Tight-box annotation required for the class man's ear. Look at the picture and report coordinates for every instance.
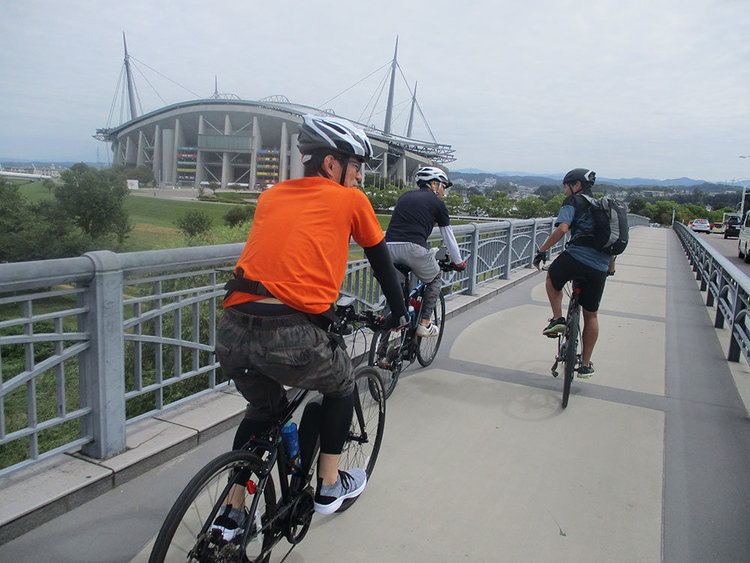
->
[321,154,337,180]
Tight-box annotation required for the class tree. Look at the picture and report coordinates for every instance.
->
[361,184,405,212]
[0,178,91,262]
[514,196,546,219]
[467,194,489,217]
[56,163,132,243]
[443,192,466,215]
[176,210,213,243]
[628,197,648,216]
[111,165,154,187]
[487,191,514,218]
[43,178,55,194]
[535,184,561,201]
[544,194,566,217]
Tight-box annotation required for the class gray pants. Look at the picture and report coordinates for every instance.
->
[386,242,442,322]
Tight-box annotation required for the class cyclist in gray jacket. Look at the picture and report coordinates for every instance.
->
[385,166,466,337]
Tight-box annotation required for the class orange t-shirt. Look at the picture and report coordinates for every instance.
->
[223,176,384,314]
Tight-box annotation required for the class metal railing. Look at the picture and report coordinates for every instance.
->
[1,214,649,476]
[673,222,750,364]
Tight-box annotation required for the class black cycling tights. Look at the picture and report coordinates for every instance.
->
[319,393,354,455]
[232,392,354,456]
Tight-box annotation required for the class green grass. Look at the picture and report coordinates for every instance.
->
[10,179,53,203]
[15,182,394,252]
[125,196,234,229]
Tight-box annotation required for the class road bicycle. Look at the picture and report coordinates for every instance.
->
[549,280,582,409]
[368,249,461,399]
[149,300,385,562]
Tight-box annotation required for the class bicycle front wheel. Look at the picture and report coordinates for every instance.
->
[337,365,386,512]
[416,293,446,367]
[562,302,580,409]
[149,450,276,563]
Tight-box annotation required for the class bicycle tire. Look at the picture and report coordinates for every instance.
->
[149,450,276,563]
[562,300,580,409]
[416,293,446,366]
[368,329,401,399]
[337,365,386,512]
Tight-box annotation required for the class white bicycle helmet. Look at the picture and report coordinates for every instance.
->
[297,114,373,162]
[415,166,452,189]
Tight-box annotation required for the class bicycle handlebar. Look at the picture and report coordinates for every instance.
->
[330,303,382,335]
[438,258,465,272]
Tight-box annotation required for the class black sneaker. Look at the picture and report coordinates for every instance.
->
[577,362,595,378]
[210,506,248,541]
[542,317,566,337]
[313,469,367,515]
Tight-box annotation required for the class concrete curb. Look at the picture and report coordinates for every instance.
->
[0,267,542,544]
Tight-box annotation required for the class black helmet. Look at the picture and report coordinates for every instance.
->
[563,168,596,189]
[297,114,373,162]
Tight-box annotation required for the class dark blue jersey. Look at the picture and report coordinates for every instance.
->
[385,189,451,249]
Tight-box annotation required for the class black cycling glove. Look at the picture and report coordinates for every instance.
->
[533,249,549,268]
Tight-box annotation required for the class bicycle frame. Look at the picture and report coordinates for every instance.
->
[550,280,582,409]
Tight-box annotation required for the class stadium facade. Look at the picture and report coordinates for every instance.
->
[96,39,455,190]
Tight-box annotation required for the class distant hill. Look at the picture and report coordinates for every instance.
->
[1,159,108,170]
[450,169,737,191]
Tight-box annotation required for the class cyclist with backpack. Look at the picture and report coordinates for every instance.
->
[384,166,466,338]
[213,114,409,536]
[532,168,617,378]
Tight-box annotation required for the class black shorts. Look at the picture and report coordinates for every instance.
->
[547,251,608,312]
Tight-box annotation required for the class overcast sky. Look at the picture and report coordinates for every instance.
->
[1,0,749,182]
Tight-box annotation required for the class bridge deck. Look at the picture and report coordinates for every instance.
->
[2,226,750,562]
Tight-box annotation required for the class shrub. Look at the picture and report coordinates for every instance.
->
[224,205,251,227]
[175,210,213,240]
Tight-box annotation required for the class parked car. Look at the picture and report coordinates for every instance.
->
[724,216,741,238]
[690,218,711,233]
[739,211,750,263]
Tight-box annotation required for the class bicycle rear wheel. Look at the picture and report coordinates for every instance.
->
[562,301,580,409]
[337,365,386,512]
[369,329,402,399]
[149,450,276,563]
[416,292,446,366]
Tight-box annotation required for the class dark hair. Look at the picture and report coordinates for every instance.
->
[302,149,350,180]
[302,150,329,177]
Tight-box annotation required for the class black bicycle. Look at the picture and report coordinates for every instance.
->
[550,280,582,409]
[368,252,460,399]
[149,301,385,563]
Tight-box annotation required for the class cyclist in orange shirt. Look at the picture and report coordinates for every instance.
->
[213,115,408,536]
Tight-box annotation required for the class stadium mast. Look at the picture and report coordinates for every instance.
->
[406,81,417,138]
[383,37,398,135]
[123,33,138,121]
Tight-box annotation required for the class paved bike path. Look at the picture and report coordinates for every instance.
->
[3,227,750,562]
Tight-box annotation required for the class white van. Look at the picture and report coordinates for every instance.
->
[737,211,750,262]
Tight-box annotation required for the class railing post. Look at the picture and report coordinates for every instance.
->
[467,223,479,295]
[727,288,746,362]
[79,250,126,459]
[504,221,514,280]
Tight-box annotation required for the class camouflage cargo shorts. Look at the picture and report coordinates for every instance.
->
[215,307,353,419]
